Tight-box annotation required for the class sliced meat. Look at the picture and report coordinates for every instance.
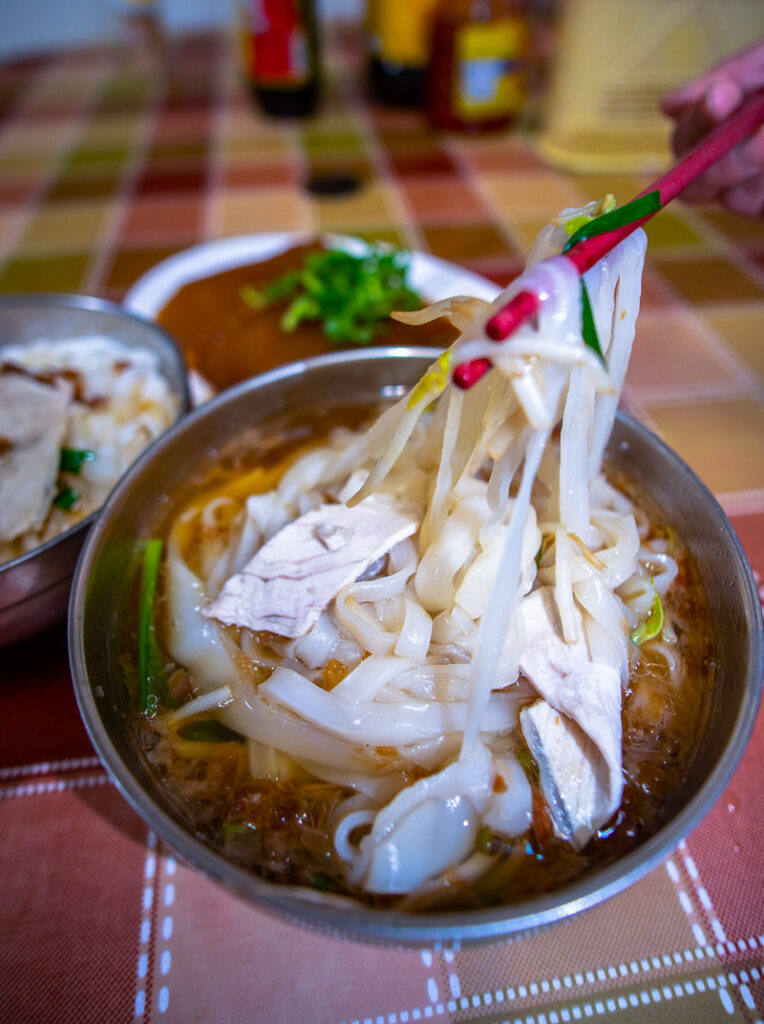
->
[521,700,609,849]
[0,373,70,543]
[204,500,417,638]
[518,586,622,848]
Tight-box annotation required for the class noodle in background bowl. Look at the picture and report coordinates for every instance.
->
[69,349,763,945]
[0,294,190,649]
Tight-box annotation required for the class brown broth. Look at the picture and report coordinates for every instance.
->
[130,407,716,910]
[157,244,457,392]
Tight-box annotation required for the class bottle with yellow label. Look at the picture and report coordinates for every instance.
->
[367,0,440,107]
[426,0,529,132]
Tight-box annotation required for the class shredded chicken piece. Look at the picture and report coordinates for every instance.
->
[0,373,70,543]
[204,500,417,638]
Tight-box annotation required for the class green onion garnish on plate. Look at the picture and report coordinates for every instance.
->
[240,247,421,346]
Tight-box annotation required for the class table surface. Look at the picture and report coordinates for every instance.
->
[2,24,764,1024]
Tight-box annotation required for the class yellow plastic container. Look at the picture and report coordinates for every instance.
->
[536,0,764,173]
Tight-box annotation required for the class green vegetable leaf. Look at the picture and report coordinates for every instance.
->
[59,448,96,474]
[138,538,164,717]
[562,191,661,254]
[178,720,244,744]
[239,284,266,310]
[52,486,79,510]
[630,585,664,645]
[312,871,334,891]
[244,246,420,347]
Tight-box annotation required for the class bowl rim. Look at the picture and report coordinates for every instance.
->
[68,347,764,945]
[0,291,191,582]
[122,230,501,321]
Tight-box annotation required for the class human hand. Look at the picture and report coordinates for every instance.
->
[661,41,764,217]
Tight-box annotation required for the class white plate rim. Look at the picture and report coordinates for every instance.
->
[123,232,501,319]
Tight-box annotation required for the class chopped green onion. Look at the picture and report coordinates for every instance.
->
[312,871,334,891]
[517,747,540,786]
[630,585,664,645]
[59,448,96,474]
[243,246,420,346]
[562,191,661,254]
[138,538,164,718]
[239,284,266,310]
[476,824,495,855]
[52,486,79,510]
[580,280,604,361]
[178,720,244,744]
[221,822,254,838]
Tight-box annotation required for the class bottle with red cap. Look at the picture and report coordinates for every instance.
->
[240,0,321,118]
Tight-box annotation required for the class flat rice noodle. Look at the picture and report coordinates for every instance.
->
[165,538,244,693]
[259,667,518,745]
[461,428,548,755]
[352,742,494,893]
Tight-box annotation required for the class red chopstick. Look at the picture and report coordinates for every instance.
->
[453,86,764,390]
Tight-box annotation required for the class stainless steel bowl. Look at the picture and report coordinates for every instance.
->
[0,293,190,647]
[69,348,764,945]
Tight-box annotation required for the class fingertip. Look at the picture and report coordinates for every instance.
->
[705,79,743,119]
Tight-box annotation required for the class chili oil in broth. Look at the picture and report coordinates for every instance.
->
[130,405,716,911]
[157,245,457,392]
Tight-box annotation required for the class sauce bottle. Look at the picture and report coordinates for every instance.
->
[240,0,320,117]
[367,0,440,107]
[426,0,529,132]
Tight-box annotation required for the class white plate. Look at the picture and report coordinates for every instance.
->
[123,232,501,320]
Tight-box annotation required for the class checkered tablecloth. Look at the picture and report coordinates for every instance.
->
[1,23,763,1024]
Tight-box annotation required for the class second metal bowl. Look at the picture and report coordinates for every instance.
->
[69,348,763,945]
[0,293,189,647]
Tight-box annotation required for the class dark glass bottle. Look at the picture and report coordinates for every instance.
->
[240,0,320,118]
[426,0,529,132]
[367,0,439,108]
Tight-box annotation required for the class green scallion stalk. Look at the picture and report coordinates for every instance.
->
[138,538,164,717]
[630,586,664,645]
[178,720,244,744]
[516,747,540,787]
